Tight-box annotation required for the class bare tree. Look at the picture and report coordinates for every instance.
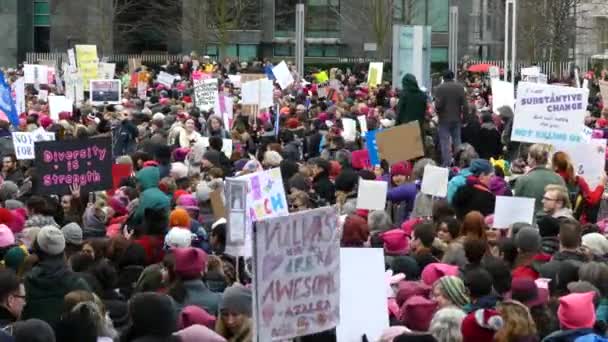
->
[207,0,261,58]
[90,0,143,55]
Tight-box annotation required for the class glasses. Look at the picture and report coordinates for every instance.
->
[542,196,558,202]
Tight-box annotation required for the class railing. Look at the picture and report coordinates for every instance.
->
[465,59,587,78]
[26,52,186,65]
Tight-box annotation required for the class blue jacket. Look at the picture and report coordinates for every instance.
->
[133,167,170,225]
[447,168,472,204]
[174,279,221,316]
[542,329,597,342]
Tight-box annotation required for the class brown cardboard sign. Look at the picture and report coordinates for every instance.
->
[210,189,226,220]
[375,121,424,164]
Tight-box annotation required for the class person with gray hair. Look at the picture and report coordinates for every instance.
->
[429,306,466,342]
[368,211,393,234]
[411,158,437,218]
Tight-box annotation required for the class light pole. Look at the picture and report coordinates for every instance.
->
[504,0,517,81]
[295,1,305,78]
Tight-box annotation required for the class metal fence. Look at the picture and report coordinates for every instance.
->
[26,52,185,65]
[465,59,585,78]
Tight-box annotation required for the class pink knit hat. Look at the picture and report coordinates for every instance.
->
[421,263,460,286]
[178,305,216,330]
[396,281,431,307]
[399,295,438,331]
[0,225,15,248]
[558,292,596,329]
[381,229,409,255]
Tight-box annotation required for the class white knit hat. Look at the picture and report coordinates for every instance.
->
[165,228,193,249]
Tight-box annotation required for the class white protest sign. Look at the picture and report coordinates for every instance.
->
[214,95,234,129]
[341,118,357,142]
[199,137,233,158]
[356,179,388,210]
[65,71,84,104]
[24,64,48,84]
[228,74,242,88]
[553,139,607,188]
[336,248,388,342]
[12,131,55,160]
[67,49,76,68]
[538,73,548,84]
[226,168,289,257]
[489,66,500,79]
[493,196,536,228]
[241,79,274,108]
[98,62,116,80]
[12,78,25,115]
[194,78,219,111]
[48,95,73,121]
[357,115,368,137]
[491,79,515,114]
[137,81,147,99]
[367,62,383,86]
[511,82,589,145]
[272,61,295,89]
[38,90,48,102]
[583,78,589,90]
[157,71,176,87]
[420,165,449,197]
[253,207,340,341]
[521,66,541,83]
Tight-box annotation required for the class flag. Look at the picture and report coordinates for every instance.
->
[0,72,19,127]
[274,104,280,137]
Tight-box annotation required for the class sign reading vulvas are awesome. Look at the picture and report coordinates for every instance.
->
[253,206,340,341]
[34,137,112,195]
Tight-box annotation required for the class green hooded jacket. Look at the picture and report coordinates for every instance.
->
[133,166,171,225]
[396,74,428,127]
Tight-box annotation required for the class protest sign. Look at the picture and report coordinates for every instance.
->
[90,80,122,104]
[98,62,116,80]
[599,80,608,103]
[315,71,329,84]
[521,66,541,82]
[366,130,380,166]
[341,118,357,142]
[225,178,248,246]
[194,78,219,111]
[272,61,294,89]
[199,137,233,158]
[228,74,242,88]
[420,165,449,197]
[226,168,289,257]
[210,189,226,220]
[75,45,99,91]
[367,62,383,86]
[491,79,515,114]
[214,95,234,127]
[376,121,424,164]
[48,95,73,121]
[493,196,536,228]
[357,115,368,137]
[553,139,607,188]
[38,90,48,102]
[253,207,341,341]
[67,49,76,68]
[137,81,147,99]
[12,131,55,160]
[157,71,176,87]
[242,79,274,108]
[34,137,112,195]
[24,64,48,85]
[336,248,388,342]
[511,82,589,145]
[64,71,84,104]
[12,77,25,115]
[356,179,388,210]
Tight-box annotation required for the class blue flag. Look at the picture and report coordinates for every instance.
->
[0,72,19,127]
[274,104,280,137]
[366,129,380,167]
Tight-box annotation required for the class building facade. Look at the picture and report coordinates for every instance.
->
[2,0,509,68]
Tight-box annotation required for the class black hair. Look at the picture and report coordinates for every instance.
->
[0,269,20,301]
[464,268,493,299]
[413,222,435,248]
[437,216,460,240]
[482,257,512,295]
[464,238,487,265]
[209,136,223,152]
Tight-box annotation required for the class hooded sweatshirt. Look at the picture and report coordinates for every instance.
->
[133,167,171,226]
[396,74,427,127]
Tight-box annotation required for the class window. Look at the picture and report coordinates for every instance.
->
[428,0,448,32]
[393,0,448,32]
[305,45,340,57]
[34,0,50,26]
[275,0,297,34]
[206,44,258,60]
[306,0,340,37]
[274,45,293,57]
[596,17,608,53]
[431,47,448,62]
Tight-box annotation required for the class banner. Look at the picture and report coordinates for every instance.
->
[12,131,55,160]
[12,77,25,116]
[367,62,384,86]
[34,137,112,195]
[0,72,19,127]
[253,207,340,341]
[194,78,219,111]
[75,45,99,91]
[511,82,589,144]
[90,80,122,104]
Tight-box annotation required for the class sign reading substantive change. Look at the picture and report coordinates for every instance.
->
[34,137,112,195]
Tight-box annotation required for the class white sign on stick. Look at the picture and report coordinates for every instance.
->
[491,79,515,114]
[12,131,55,160]
[48,95,73,121]
[356,179,388,210]
[554,139,607,188]
[493,196,536,228]
[272,61,295,89]
[420,165,449,197]
[194,78,219,111]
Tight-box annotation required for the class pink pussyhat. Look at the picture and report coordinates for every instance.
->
[558,292,596,329]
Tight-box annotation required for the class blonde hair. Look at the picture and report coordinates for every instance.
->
[545,184,571,208]
[494,300,537,342]
[528,144,551,166]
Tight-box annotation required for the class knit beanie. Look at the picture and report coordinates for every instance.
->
[170,208,191,228]
[3,246,27,274]
[469,159,493,176]
[436,276,470,308]
[537,215,561,237]
[399,295,438,331]
[61,222,83,246]
[36,225,65,256]
[178,305,216,330]
[421,263,459,286]
[558,292,596,329]
[173,247,207,279]
[461,309,503,342]
[220,285,252,316]
[582,233,608,256]
[515,227,541,253]
[0,225,14,248]
[165,228,193,249]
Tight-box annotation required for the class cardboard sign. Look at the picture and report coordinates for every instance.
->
[511,82,588,145]
[336,248,388,342]
[210,189,226,220]
[491,79,515,114]
[194,78,219,111]
[12,131,55,160]
[420,165,449,197]
[375,121,424,164]
[553,139,607,188]
[272,61,295,90]
[75,45,99,91]
[34,137,112,195]
[157,71,176,87]
[367,62,384,86]
[98,62,116,80]
[90,80,122,104]
[356,179,388,210]
[48,95,73,121]
[253,207,341,341]
[493,196,536,228]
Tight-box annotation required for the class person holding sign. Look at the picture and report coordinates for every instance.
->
[452,159,495,219]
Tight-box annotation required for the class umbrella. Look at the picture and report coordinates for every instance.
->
[467,63,500,73]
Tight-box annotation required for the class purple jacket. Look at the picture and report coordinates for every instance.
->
[490,176,512,197]
[387,182,418,203]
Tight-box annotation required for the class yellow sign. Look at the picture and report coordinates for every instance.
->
[367,62,383,86]
[315,71,329,84]
[75,45,99,91]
